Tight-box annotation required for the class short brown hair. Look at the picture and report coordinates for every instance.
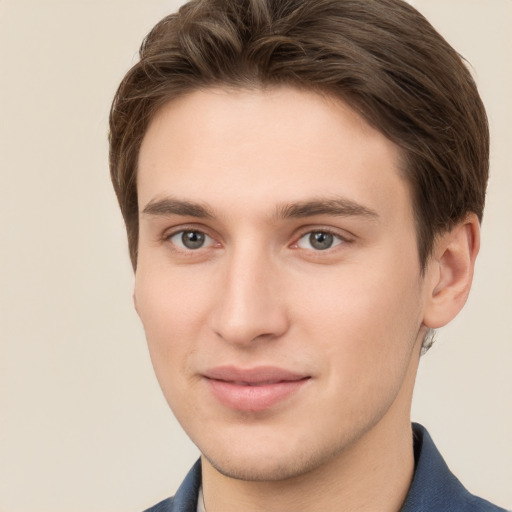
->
[109,0,489,270]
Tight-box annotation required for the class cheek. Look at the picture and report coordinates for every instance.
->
[135,261,210,338]
[296,270,423,432]
[295,261,423,379]
[133,267,207,391]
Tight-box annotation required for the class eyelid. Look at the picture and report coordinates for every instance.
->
[290,226,354,248]
[161,224,222,250]
[162,222,213,239]
[170,230,214,249]
[159,223,353,254]
[297,232,343,250]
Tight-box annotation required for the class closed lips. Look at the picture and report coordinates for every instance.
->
[203,366,311,412]
[202,366,310,384]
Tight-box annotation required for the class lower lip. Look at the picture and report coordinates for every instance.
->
[206,378,309,412]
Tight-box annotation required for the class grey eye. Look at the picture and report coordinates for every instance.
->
[297,231,343,251]
[170,230,212,250]
[182,231,205,249]
[309,232,333,250]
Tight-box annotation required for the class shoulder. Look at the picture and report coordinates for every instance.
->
[143,497,174,512]
[142,459,202,512]
[401,424,508,512]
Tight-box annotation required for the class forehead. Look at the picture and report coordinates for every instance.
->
[137,87,411,222]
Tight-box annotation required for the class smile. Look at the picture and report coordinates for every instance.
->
[202,366,311,412]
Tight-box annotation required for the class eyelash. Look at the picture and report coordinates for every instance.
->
[292,228,349,251]
[162,226,219,252]
[161,226,352,254]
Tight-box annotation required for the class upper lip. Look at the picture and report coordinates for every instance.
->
[202,366,309,385]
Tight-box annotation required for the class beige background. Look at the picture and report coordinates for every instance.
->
[0,1,510,511]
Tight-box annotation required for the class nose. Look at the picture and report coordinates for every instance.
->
[209,247,289,347]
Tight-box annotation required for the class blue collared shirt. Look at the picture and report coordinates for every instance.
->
[144,423,507,511]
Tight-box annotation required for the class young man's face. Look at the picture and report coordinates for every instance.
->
[135,87,431,481]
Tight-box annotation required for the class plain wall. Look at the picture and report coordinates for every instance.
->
[0,1,510,511]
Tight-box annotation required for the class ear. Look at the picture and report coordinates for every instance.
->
[422,214,480,329]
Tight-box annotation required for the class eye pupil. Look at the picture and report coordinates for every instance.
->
[309,231,334,250]
[182,231,205,249]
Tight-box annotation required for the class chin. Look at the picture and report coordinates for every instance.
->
[204,453,310,482]
[199,434,346,483]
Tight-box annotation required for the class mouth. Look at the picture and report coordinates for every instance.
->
[202,366,311,412]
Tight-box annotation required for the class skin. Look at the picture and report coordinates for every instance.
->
[134,87,479,512]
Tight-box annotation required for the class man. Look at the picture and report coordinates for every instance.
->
[109,0,506,510]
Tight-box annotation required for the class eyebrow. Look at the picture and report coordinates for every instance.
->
[275,197,379,221]
[141,196,379,221]
[142,198,214,218]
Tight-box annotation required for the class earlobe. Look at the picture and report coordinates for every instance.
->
[423,214,480,329]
